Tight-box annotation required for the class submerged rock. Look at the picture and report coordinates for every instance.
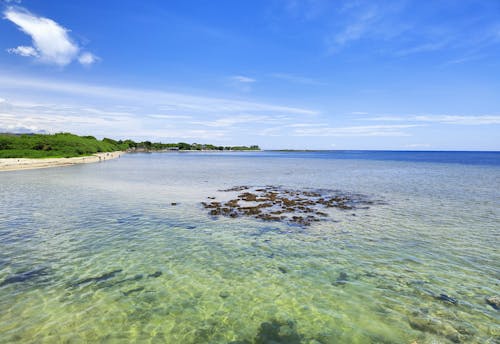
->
[278,266,288,274]
[148,271,162,278]
[255,319,302,344]
[333,272,349,286]
[122,286,144,296]
[111,274,144,287]
[485,295,500,310]
[0,267,49,287]
[73,269,122,286]
[408,316,464,343]
[203,185,376,227]
[437,294,458,305]
[219,291,230,298]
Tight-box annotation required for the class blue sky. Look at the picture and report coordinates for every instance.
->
[0,0,499,150]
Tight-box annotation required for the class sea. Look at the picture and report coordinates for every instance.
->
[0,151,499,343]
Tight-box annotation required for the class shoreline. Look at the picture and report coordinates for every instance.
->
[0,151,124,172]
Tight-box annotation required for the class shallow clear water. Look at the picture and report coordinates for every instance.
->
[0,152,499,343]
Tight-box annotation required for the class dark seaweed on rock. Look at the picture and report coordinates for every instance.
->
[204,185,376,226]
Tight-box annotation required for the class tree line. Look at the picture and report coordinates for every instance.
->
[0,133,260,158]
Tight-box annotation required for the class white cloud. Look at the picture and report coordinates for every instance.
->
[78,52,99,65]
[3,7,97,66]
[7,45,38,57]
[230,75,256,83]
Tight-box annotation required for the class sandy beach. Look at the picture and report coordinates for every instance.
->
[0,151,123,172]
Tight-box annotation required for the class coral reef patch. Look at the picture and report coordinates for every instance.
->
[203,185,377,226]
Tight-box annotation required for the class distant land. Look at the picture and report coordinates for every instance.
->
[0,133,260,158]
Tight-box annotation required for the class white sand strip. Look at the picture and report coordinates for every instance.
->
[0,151,124,172]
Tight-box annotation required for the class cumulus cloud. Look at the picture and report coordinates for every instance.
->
[4,7,97,66]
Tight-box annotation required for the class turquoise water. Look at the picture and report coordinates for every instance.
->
[0,152,499,343]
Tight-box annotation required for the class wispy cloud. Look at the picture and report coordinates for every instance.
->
[404,143,431,149]
[191,114,274,128]
[148,114,192,120]
[359,116,406,121]
[3,6,98,66]
[280,0,500,62]
[288,123,327,128]
[322,1,411,54]
[444,54,485,65]
[0,75,318,141]
[396,41,449,56]
[228,75,256,92]
[327,8,379,52]
[256,126,284,137]
[0,75,318,115]
[414,115,500,125]
[230,75,256,83]
[293,124,421,137]
[270,73,324,85]
[360,114,500,125]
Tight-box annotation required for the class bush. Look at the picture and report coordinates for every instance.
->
[0,133,126,158]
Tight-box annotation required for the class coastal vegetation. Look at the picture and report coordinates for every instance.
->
[0,133,260,158]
